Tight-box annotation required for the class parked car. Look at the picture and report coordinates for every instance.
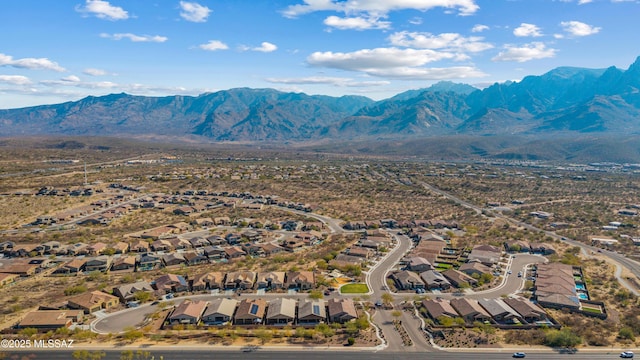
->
[621,351,634,358]
[512,352,526,358]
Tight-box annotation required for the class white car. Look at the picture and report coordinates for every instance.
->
[621,351,634,358]
[512,352,526,358]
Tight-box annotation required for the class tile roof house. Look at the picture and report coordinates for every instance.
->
[503,297,547,323]
[419,270,452,290]
[84,255,112,272]
[153,274,189,294]
[234,298,266,325]
[259,243,286,256]
[168,300,208,325]
[110,255,137,272]
[162,253,186,267]
[347,246,373,259]
[468,244,502,266]
[202,298,238,325]
[0,273,18,287]
[449,298,492,324]
[459,261,492,277]
[442,269,478,288]
[225,271,256,290]
[224,246,247,260]
[18,310,83,330]
[286,271,315,290]
[203,245,226,260]
[151,239,174,252]
[183,251,209,266]
[67,290,119,314]
[130,240,150,253]
[168,237,191,251]
[298,299,327,325]
[266,298,297,325]
[407,256,434,272]
[53,258,87,275]
[112,281,154,302]
[137,254,161,271]
[478,298,523,324]
[255,272,286,290]
[111,241,130,254]
[327,298,357,323]
[390,270,425,290]
[422,298,458,320]
[189,237,210,248]
[535,263,580,311]
[191,272,225,291]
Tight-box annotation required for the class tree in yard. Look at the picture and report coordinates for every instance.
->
[618,326,635,341]
[255,326,273,345]
[381,292,394,307]
[391,310,402,320]
[121,327,144,343]
[133,291,152,303]
[345,321,359,335]
[544,328,582,348]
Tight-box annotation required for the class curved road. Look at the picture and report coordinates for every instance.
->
[414,178,640,295]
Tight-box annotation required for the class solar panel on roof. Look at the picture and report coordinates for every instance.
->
[313,304,320,316]
[250,304,259,315]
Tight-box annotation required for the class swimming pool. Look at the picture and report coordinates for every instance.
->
[576,283,586,290]
[578,293,589,300]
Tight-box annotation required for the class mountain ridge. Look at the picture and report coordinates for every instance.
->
[1,57,640,141]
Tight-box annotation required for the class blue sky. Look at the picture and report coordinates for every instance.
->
[1,0,639,109]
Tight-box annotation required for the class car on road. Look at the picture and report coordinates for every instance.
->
[517,271,522,277]
[621,351,634,358]
[507,270,513,275]
[512,352,526,358]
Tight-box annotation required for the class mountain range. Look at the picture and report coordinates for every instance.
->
[1,57,640,143]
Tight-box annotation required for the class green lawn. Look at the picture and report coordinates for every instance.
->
[340,283,370,294]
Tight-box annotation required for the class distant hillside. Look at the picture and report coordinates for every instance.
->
[1,57,640,153]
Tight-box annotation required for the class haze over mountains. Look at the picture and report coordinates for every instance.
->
[1,57,640,143]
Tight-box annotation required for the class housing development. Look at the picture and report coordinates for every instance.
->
[0,144,639,360]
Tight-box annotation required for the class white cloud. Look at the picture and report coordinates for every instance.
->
[308,47,457,70]
[0,75,32,85]
[100,33,168,42]
[61,75,81,82]
[324,15,391,30]
[578,0,593,4]
[253,42,278,53]
[560,21,601,36]
[282,0,480,18]
[265,76,390,87]
[513,23,543,37]
[240,42,278,52]
[0,53,66,72]
[471,24,489,33]
[179,1,212,23]
[388,31,493,53]
[409,17,423,25]
[364,66,486,79]
[75,0,129,21]
[307,47,486,80]
[199,40,229,51]
[83,68,107,76]
[492,42,557,62]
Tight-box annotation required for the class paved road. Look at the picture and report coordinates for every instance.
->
[1,349,631,360]
[413,178,640,295]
